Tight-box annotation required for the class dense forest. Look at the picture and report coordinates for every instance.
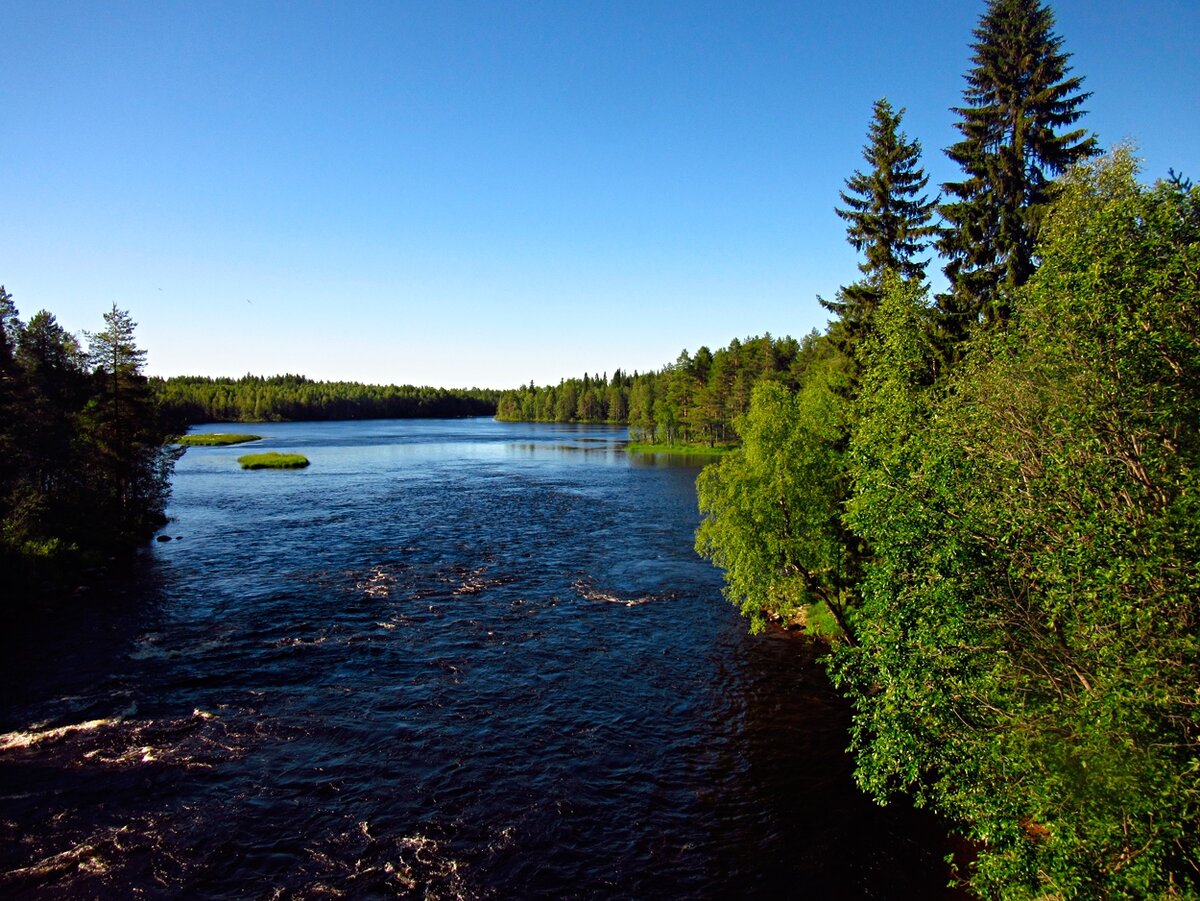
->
[153,374,497,425]
[694,1,1198,897]
[0,297,179,596]
[494,332,827,446]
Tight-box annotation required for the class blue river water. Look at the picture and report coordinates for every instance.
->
[0,418,957,898]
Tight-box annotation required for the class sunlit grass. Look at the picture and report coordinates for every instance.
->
[237,452,310,470]
[625,442,737,456]
[177,433,262,446]
[801,601,844,641]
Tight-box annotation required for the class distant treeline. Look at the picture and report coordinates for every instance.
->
[153,374,499,425]
[495,333,826,446]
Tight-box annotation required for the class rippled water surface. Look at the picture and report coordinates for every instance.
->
[1,418,955,898]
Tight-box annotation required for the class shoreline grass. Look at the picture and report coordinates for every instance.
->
[237,452,310,470]
[177,433,263,447]
[625,442,737,457]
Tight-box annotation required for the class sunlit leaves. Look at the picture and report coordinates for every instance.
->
[835,152,1200,898]
[696,356,853,634]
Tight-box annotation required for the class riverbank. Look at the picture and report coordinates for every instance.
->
[625,441,737,456]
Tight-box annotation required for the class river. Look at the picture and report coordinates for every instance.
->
[0,418,957,898]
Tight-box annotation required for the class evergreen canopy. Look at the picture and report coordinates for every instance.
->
[937,0,1098,338]
[823,98,936,350]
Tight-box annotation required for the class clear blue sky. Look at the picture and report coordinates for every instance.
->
[3,1,1197,389]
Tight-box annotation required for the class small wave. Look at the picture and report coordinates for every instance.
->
[272,635,328,649]
[294,821,470,898]
[572,579,671,608]
[129,633,228,661]
[356,564,398,598]
[0,706,268,778]
[0,814,172,893]
[445,564,503,596]
[0,703,138,752]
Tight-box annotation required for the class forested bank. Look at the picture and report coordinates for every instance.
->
[0,296,179,598]
[153,375,498,425]
[495,333,828,447]
[695,1,1197,896]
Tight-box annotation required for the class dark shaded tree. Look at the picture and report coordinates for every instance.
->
[937,0,1098,340]
[1,296,180,597]
[82,304,178,542]
[156,375,498,423]
[14,312,89,520]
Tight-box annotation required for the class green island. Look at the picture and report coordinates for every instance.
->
[176,433,262,447]
[237,452,310,470]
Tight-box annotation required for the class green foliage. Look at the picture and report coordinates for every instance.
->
[833,152,1200,898]
[695,356,856,635]
[237,452,310,470]
[176,433,262,446]
[938,0,1098,340]
[82,304,180,539]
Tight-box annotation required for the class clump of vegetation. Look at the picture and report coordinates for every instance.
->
[797,601,843,640]
[237,452,309,470]
[176,433,261,447]
[625,441,735,457]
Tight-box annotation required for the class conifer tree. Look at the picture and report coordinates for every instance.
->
[822,98,936,351]
[937,0,1097,339]
[82,304,174,538]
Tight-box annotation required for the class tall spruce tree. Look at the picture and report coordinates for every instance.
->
[937,0,1097,340]
[83,304,175,539]
[822,98,937,354]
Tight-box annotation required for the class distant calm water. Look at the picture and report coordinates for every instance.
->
[0,418,956,898]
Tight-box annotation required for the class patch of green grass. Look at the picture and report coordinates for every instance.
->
[801,601,845,641]
[625,441,737,456]
[237,452,310,470]
[177,433,263,447]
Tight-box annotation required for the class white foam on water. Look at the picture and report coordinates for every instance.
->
[572,579,656,607]
[0,703,138,752]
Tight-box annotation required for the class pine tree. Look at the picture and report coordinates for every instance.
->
[937,0,1098,339]
[82,304,175,539]
[822,98,937,350]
